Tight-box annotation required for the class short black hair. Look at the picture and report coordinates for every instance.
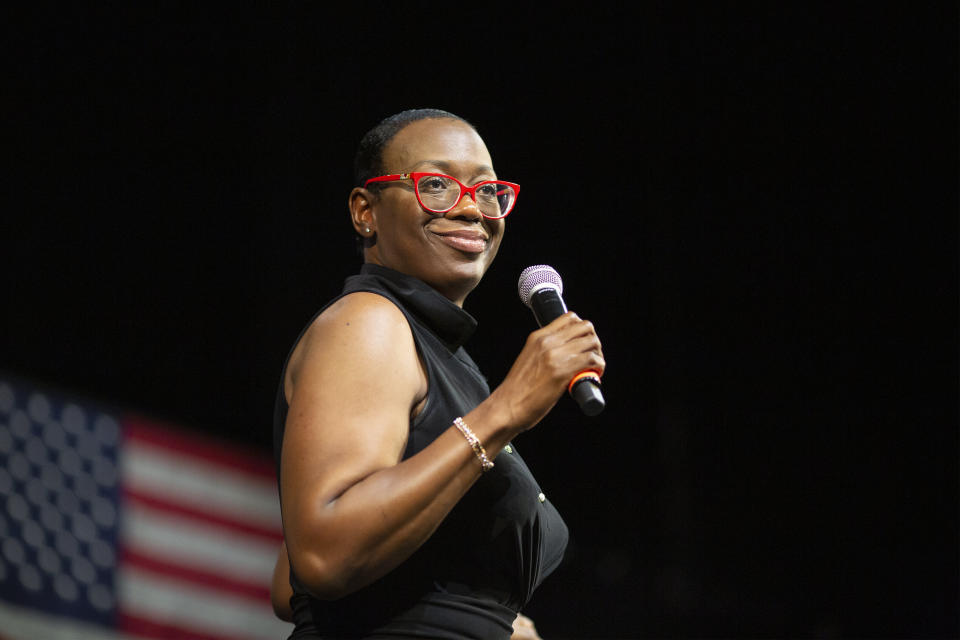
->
[353,108,474,188]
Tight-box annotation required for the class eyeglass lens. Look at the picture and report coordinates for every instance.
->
[416,175,516,218]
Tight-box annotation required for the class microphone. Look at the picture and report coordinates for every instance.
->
[517,265,605,416]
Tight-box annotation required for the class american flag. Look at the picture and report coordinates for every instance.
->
[0,375,292,640]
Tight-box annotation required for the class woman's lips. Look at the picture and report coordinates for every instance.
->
[432,230,488,254]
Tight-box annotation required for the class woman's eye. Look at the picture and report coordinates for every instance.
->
[476,184,498,198]
[420,177,450,193]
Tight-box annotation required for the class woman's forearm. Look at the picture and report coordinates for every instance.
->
[284,399,515,599]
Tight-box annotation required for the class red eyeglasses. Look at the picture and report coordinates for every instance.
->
[364,172,520,219]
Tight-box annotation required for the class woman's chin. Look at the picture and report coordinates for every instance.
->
[427,266,490,304]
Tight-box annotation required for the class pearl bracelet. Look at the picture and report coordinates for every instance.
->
[453,417,494,472]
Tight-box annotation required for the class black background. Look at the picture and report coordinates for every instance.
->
[4,3,957,637]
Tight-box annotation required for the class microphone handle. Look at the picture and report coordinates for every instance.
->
[529,286,568,325]
[571,374,605,417]
[529,288,605,416]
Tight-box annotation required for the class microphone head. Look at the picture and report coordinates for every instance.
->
[518,265,563,307]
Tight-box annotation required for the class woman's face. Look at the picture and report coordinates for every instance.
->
[361,118,506,306]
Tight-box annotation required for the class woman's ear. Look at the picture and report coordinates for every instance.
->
[349,187,376,239]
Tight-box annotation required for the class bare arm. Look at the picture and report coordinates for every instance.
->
[280,292,604,600]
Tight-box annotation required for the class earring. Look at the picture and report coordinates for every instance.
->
[365,227,371,234]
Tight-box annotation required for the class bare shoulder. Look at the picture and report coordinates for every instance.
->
[317,291,408,331]
[285,292,421,407]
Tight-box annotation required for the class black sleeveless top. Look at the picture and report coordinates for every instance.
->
[273,264,569,640]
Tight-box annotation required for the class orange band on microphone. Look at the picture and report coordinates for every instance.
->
[568,370,601,393]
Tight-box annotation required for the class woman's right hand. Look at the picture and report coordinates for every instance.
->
[487,311,605,433]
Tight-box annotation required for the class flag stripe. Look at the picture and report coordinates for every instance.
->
[120,547,271,602]
[117,566,291,640]
[122,439,280,528]
[124,502,277,585]
[118,613,235,640]
[123,487,284,543]
[124,417,275,478]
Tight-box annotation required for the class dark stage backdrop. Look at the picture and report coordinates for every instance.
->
[4,4,957,638]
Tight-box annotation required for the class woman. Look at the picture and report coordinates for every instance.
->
[273,109,604,639]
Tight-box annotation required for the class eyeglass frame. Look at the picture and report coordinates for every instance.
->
[363,172,521,219]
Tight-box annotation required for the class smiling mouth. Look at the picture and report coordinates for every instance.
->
[432,230,488,254]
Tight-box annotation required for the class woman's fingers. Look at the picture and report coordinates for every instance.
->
[531,314,604,376]
[493,312,605,430]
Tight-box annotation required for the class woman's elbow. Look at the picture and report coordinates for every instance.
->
[290,552,357,601]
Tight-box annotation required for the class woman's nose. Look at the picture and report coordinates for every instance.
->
[445,191,483,221]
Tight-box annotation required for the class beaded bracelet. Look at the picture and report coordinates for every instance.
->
[453,417,494,472]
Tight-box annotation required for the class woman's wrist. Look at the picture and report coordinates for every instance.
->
[462,396,523,457]
[452,417,495,472]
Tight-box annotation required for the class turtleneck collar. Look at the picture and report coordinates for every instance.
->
[351,264,478,352]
